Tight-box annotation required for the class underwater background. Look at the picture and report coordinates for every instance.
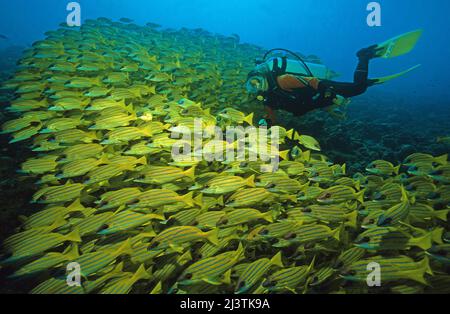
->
[0,0,449,294]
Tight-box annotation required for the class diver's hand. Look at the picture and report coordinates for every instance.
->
[258,118,273,127]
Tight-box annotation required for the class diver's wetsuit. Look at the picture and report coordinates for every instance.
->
[263,54,372,118]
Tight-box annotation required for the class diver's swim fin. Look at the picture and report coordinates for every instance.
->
[369,64,421,85]
[375,30,423,59]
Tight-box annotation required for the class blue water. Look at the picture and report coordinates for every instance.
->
[1,0,449,104]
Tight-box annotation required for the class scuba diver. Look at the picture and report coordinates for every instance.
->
[245,30,423,125]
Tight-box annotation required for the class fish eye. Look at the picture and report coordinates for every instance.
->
[433,203,446,210]
[184,273,193,280]
[270,238,279,244]
[324,193,332,199]
[191,220,199,226]
[30,121,40,127]
[301,207,312,213]
[427,192,439,199]
[266,183,276,189]
[129,199,140,205]
[259,228,269,235]
[381,217,392,225]
[148,241,159,250]
[219,218,228,225]
[216,116,222,122]
[360,236,370,243]
[97,224,109,232]
[240,162,248,168]
[262,280,273,288]
[238,281,246,288]
[181,109,188,114]
[284,232,297,240]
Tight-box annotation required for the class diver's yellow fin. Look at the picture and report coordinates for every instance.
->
[377,29,423,59]
[371,64,421,85]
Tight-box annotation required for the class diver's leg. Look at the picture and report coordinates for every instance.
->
[319,54,371,98]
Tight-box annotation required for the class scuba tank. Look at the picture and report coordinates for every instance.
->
[266,57,335,80]
[260,47,336,80]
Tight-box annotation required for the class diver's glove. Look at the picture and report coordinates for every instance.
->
[258,118,272,127]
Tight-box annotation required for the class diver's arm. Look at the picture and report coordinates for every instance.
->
[262,95,277,125]
[264,105,277,125]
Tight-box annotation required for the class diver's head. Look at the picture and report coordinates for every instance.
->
[245,62,270,95]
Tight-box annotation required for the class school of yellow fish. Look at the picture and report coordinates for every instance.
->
[0,18,449,294]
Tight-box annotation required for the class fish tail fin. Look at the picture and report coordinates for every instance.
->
[118,99,127,108]
[294,131,301,141]
[410,233,432,250]
[136,156,147,166]
[434,209,449,222]
[64,243,80,259]
[356,189,365,204]
[308,256,316,273]
[279,150,290,161]
[431,227,444,244]
[393,165,401,175]
[183,166,196,180]
[246,174,256,187]
[270,251,284,268]
[141,126,153,137]
[341,163,347,175]
[345,210,358,229]
[434,154,448,166]
[193,193,203,207]
[332,225,341,241]
[64,228,82,243]
[400,186,410,203]
[405,270,428,285]
[244,112,254,126]
[97,154,110,165]
[262,211,274,223]
[302,149,311,162]
[286,129,294,139]
[117,238,134,256]
[235,242,245,261]
[222,269,232,285]
[67,198,84,211]
[419,256,433,275]
[132,264,151,282]
[180,191,194,207]
[150,281,163,294]
[206,229,219,246]
[216,195,224,207]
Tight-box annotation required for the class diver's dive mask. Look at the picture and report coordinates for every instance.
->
[245,75,268,95]
[245,62,270,96]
